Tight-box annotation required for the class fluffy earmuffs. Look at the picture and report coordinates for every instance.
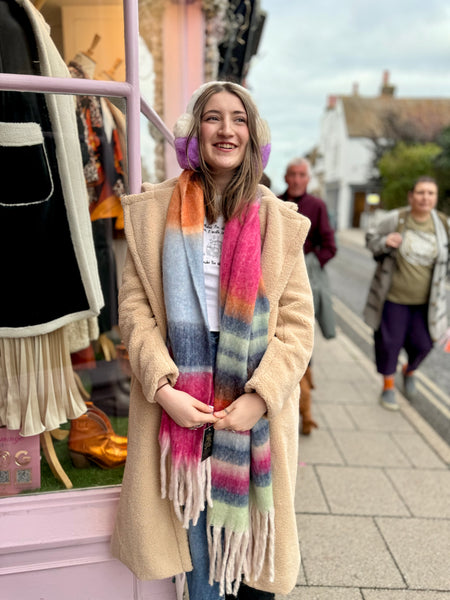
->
[173,81,271,170]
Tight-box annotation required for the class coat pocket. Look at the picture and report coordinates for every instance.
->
[0,121,53,206]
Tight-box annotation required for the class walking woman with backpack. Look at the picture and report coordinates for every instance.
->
[364,176,449,411]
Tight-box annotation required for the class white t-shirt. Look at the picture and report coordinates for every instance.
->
[203,215,225,331]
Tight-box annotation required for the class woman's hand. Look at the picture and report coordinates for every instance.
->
[385,232,403,249]
[155,385,218,429]
[213,392,268,432]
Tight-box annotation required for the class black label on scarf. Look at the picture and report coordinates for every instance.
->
[201,425,214,461]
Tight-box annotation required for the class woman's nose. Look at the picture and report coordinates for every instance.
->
[219,118,233,135]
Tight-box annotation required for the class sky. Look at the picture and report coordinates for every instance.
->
[247,0,450,194]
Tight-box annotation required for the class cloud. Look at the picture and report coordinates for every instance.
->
[248,0,450,193]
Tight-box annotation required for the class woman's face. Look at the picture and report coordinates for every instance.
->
[199,91,249,185]
[408,181,438,218]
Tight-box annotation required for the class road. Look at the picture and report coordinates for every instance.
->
[327,232,450,444]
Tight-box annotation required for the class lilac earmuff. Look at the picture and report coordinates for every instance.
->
[174,136,200,171]
[173,81,271,171]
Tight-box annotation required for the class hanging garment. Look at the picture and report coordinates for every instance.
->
[68,57,126,230]
[0,0,103,337]
[68,57,126,334]
[0,0,103,435]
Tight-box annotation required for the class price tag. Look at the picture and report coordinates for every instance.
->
[201,425,214,461]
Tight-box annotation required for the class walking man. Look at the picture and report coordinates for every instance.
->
[279,157,337,433]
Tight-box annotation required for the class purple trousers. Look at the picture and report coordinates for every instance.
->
[374,301,433,375]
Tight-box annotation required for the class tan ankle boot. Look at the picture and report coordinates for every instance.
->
[300,367,318,435]
[84,401,127,448]
[69,408,127,469]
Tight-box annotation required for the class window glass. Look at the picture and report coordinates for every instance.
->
[43,1,126,83]
[0,0,138,498]
[0,88,129,496]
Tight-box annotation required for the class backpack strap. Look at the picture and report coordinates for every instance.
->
[437,210,449,238]
[396,208,408,234]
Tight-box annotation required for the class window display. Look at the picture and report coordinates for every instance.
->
[0,0,132,497]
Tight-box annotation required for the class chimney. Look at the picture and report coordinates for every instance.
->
[380,69,395,97]
[352,82,359,96]
[327,95,337,109]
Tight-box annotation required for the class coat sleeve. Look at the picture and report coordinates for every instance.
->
[365,210,399,259]
[444,214,450,277]
[245,245,315,419]
[118,249,178,403]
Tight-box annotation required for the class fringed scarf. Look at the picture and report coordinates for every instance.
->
[159,170,274,596]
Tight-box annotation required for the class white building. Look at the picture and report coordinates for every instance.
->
[315,72,450,230]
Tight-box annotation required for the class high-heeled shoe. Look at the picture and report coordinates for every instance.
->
[69,408,127,469]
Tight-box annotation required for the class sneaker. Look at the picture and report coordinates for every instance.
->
[403,372,418,400]
[379,389,399,411]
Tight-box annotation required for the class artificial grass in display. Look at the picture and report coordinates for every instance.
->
[38,416,129,493]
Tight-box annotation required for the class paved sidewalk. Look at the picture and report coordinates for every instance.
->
[337,227,367,250]
[280,327,450,600]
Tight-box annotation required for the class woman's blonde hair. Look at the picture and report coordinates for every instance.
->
[186,82,264,222]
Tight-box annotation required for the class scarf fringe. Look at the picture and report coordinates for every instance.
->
[207,507,275,597]
[208,526,250,597]
[160,436,212,527]
[250,505,275,583]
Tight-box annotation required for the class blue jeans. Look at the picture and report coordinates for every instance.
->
[186,505,223,599]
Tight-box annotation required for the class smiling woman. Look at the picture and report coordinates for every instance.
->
[174,80,271,222]
[111,81,315,600]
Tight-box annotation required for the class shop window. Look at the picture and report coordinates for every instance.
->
[0,86,130,492]
[0,0,163,498]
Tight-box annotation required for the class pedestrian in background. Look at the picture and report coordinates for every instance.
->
[279,157,337,434]
[364,176,449,411]
[112,81,314,599]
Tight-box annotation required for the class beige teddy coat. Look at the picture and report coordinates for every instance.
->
[111,178,314,595]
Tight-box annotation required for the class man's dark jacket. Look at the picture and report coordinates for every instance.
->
[278,191,336,267]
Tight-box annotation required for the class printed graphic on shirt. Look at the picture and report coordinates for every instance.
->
[203,220,224,267]
[399,230,438,267]
[203,217,225,331]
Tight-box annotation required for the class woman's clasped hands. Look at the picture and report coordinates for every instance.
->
[155,381,267,432]
[213,392,267,432]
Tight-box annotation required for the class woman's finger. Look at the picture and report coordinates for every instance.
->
[193,401,215,414]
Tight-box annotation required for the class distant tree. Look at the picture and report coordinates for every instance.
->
[367,110,434,187]
[433,126,450,215]
[377,142,441,210]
